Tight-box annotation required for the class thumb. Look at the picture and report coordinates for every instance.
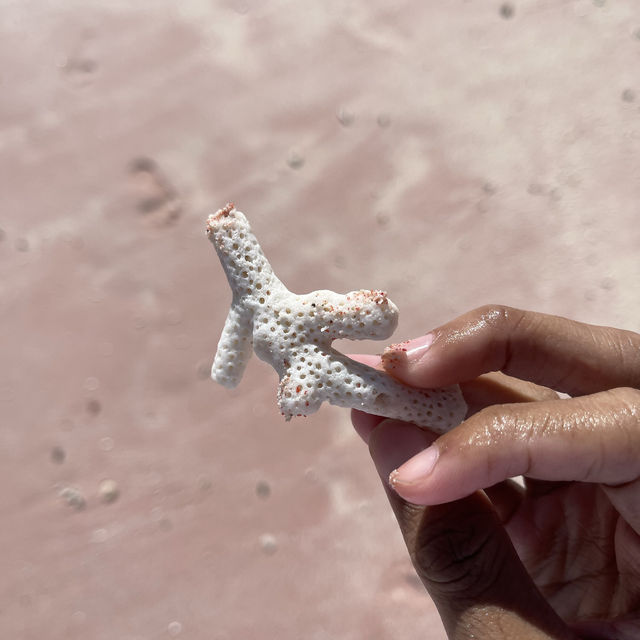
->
[368,420,574,640]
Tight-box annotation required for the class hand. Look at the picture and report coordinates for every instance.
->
[351,305,640,639]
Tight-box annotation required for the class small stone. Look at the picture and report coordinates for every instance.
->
[375,212,389,226]
[255,480,271,499]
[622,89,636,103]
[86,398,101,415]
[482,182,497,195]
[167,621,183,637]
[259,533,278,555]
[51,446,66,464]
[499,3,514,19]
[376,113,391,128]
[60,486,86,510]
[98,479,119,503]
[286,151,305,170]
[336,107,355,127]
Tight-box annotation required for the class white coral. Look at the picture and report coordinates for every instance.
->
[206,204,466,434]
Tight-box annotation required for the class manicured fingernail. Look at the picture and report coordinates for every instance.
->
[389,445,439,487]
[404,333,434,361]
[381,333,434,370]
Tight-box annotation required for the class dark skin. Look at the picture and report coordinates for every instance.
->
[351,305,640,639]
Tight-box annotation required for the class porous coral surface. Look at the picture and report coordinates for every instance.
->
[207,204,466,432]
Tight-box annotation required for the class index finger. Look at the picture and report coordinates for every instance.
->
[381,305,640,396]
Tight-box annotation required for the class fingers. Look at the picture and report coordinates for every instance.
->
[381,305,640,396]
[390,387,640,510]
[351,370,558,435]
[460,372,558,415]
[350,409,384,444]
[368,420,572,639]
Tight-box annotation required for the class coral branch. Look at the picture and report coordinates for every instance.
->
[206,205,466,433]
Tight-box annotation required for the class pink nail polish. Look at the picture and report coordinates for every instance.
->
[392,446,439,486]
[381,333,434,371]
[404,333,434,361]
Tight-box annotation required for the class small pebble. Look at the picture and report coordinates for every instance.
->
[255,480,271,499]
[98,479,119,504]
[375,212,389,226]
[259,533,278,555]
[51,446,66,464]
[60,486,86,510]
[376,113,391,128]
[336,107,355,127]
[86,398,101,415]
[499,3,514,18]
[168,621,183,637]
[622,89,636,103]
[482,182,497,195]
[286,151,305,170]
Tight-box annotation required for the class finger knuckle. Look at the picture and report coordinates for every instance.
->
[473,304,514,330]
[470,305,531,372]
[607,330,640,388]
[410,509,506,599]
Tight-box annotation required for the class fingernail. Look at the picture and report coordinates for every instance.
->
[404,333,434,361]
[389,445,439,488]
[381,333,434,370]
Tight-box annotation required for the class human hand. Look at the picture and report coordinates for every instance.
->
[351,305,640,639]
